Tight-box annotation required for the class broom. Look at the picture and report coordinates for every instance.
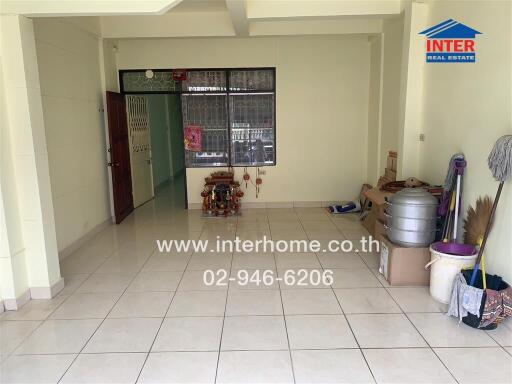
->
[464,196,493,288]
[469,135,512,286]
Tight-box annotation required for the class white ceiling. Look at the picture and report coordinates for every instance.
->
[4,0,404,38]
[169,0,227,13]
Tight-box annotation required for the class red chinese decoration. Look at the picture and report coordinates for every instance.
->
[172,69,187,81]
[184,126,202,152]
[201,171,242,216]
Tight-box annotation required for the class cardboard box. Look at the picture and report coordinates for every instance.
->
[362,187,393,237]
[362,210,376,236]
[363,208,386,239]
[384,168,397,182]
[374,219,386,241]
[387,151,398,171]
[379,235,430,286]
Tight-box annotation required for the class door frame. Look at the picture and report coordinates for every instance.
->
[125,95,155,207]
[102,95,116,223]
[105,91,135,224]
[123,92,188,209]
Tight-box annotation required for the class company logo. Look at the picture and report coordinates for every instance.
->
[419,19,481,63]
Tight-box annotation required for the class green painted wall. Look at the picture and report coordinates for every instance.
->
[147,94,171,188]
[166,95,184,176]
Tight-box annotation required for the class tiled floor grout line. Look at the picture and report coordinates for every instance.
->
[55,235,165,384]
[331,285,379,384]
[9,344,507,357]
[3,203,511,383]
[271,215,298,384]
[385,289,461,384]
[404,312,461,384]
[331,216,463,384]
[342,225,463,382]
[213,215,238,384]
[3,291,73,358]
[1,244,122,363]
[133,223,206,384]
[485,327,511,351]
[299,213,379,384]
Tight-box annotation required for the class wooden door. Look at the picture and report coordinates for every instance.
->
[126,95,155,207]
[106,91,134,224]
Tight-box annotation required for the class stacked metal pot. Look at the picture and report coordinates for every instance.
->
[384,188,438,247]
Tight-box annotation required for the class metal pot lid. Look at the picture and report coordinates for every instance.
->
[389,188,438,206]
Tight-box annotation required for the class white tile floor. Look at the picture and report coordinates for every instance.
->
[1,179,511,383]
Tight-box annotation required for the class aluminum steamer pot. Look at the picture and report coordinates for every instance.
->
[384,225,436,247]
[385,188,438,247]
[384,212,437,232]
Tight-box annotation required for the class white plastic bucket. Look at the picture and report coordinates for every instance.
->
[425,246,477,304]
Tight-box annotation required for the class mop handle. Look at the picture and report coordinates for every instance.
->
[469,181,504,286]
[452,160,466,241]
[453,175,461,240]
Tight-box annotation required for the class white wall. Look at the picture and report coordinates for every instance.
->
[418,0,512,282]
[102,39,119,93]
[1,15,62,304]
[379,17,404,175]
[115,35,371,206]
[367,35,383,185]
[34,18,110,252]
[0,35,29,305]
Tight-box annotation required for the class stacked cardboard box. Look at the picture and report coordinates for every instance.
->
[378,151,398,186]
[361,187,391,236]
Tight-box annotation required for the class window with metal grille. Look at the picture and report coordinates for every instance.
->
[183,68,275,167]
[119,68,276,167]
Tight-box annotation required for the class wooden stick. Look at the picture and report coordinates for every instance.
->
[469,182,503,286]
[475,181,504,265]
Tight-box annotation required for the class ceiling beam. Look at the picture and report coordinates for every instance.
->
[250,18,383,36]
[101,12,235,38]
[225,0,249,37]
[247,0,401,20]
[1,0,184,17]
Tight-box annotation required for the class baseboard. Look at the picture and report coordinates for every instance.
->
[241,202,267,209]
[59,219,112,261]
[30,277,65,299]
[2,278,65,311]
[3,289,30,311]
[188,201,335,210]
[293,201,323,208]
[266,202,294,208]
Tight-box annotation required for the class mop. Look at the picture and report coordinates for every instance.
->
[469,135,512,286]
[439,153,465,217]
[439,154,466,242]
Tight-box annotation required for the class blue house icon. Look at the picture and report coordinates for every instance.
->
[419,19,481,38]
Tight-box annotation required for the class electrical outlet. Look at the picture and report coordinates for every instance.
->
[419,133,426,142]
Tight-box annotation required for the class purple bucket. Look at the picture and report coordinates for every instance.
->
[431,242,476,256]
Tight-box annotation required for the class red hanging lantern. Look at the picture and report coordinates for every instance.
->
[243,170,250,188]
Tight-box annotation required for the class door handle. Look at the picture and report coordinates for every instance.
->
[107,162,120,167]
[146,159,151,165]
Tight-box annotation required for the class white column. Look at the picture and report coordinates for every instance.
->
[0,14,63,305]
[397,1,428,179]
